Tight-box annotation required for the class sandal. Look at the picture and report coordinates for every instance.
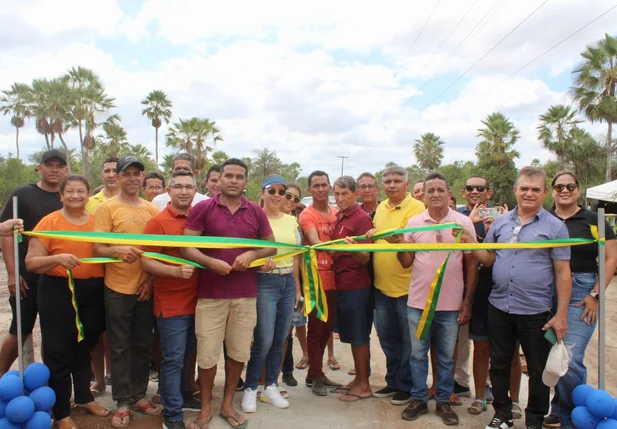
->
[468,398,487,415]
[151,393,161,404]
[89,387,105,398]
[348,369,356,376]
[130,400,162,416]
[111,410,130,428]
[450,393,462,406]
[56,417,78,429]
[327,359,341,371]
[295,358,308,370]
[190,412,213,429]
[77,401,110,417]
[338,392,372,402]
[219,412,248,429]
[512,401,522,419]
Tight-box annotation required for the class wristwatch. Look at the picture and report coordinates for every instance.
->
[589,290,599,301]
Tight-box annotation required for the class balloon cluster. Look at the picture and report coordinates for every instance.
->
[572,385,617,429]
[0,363,54,429]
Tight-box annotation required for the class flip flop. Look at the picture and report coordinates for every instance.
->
[90,388,105,398]
[295,358,308,370]
[189,412,213,429]
[111,410,130,428]
[77,401,111,417]
[130,400,162,416]
[219,412,248,429]
[512,401,522,419]
[338,392,372,402]
[327,359,341,370]
[331,386,351,394]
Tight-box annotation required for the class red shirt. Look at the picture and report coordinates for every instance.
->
[299,204,338,291]
[143,204,198,317]
[331,204,373,290]
[185,195,273,299]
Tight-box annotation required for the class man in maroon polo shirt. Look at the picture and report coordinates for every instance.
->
[181,158,276,429]
[331,176,374,402]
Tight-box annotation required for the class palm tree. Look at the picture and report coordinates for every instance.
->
[571,33,617,180]
[476,112,521,166]
[537,105,582,167]
[101,120,128,156]
[252,149,281,183]
[166,117,223,173]
[211,150,230,165]
[141,90,173,170]
[29,78,73,151]
[413,132,444,171]
[0,83,31,160]
[160,153,175,172]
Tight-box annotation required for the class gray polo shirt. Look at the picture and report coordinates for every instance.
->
[484,207,570,315]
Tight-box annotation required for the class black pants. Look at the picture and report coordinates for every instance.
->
[488,303,551,428]
[105,286,154,407]
[37,275,105,420]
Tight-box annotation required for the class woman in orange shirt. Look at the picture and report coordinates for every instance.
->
[26,175,110,429]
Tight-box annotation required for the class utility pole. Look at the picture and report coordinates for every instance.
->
[337,155,349,176]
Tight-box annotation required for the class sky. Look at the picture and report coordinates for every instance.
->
[0,0,615,179]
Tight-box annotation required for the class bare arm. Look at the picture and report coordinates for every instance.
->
[397,251,415,269]
[294,255,302,306]
[231,233,277,271]
[304,227,322,246]
[543,259,572,341]
[25,237,80,274]
[596,239,617,292]
[93,243,143,262]
[141,256,195,280]
[459,253,478,325]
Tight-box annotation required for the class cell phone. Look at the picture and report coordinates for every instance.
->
[544,327,557,345]
[479,207,500,218]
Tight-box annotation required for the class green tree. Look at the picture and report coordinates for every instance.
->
[251,149,281,185]
[537,105,582,167]
[0,157,39,204]
[166,117,223,177]
[160,153,175,172]
[571,33,617,181]
[101,120,128,156]
[211,150,230,165]
[29,78,73,151]
[141,90,173,170]
[564,129,605,188]
[414,132,444,171]
[0,83,32,161]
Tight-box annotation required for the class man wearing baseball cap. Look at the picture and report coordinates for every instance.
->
[0,149,68,375]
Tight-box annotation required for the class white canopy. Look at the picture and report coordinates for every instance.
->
[586,180,617,202]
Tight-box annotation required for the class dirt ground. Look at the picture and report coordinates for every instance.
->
[1,266,616,429]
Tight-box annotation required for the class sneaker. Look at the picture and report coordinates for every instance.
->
[260,384,289,409]
[236,377,245,391]
[181,396,201,411]
[436,402,459,426]
[373,386,398,398]
[305,374,312,387]
[485,416,514,429]
[391,391,412,406]
[282,373,298,387]
[162,417,186,429]
[401,400,429,421]
[242,388,257,413]
[543,415,560,428]
[454,381,471,397]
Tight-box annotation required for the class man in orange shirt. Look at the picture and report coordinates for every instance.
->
[142,170,200,429]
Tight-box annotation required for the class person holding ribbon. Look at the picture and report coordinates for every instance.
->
[25,174,110,429]
[544,171,617,429]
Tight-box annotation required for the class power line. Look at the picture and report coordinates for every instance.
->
[391,0,549,136]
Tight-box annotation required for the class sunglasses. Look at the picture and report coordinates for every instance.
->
[267,188,286,196]
[285,193,301,203]
[465,185,487,192]
[553,183,578,193]
[510,226,522,243]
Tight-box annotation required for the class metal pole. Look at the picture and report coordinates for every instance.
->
[337,155,349,176]
[597,208,606,390]
[12,196,24,378]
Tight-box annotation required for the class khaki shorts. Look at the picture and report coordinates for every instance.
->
[195,297,257,369]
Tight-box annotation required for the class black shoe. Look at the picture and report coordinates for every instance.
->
[436,402,459,426]
[162,417,186,429]
[236,377,245,391]
[182,396,201,411]
[453,381,471,397]
[305,374,312,387]
[543,415,560,428]
[485,416,514,429]
[282,373,298,387]
[401,400,429,421]
[373,386,397,398]
[391,390,412,406]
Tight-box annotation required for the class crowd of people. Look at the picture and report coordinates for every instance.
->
[0,149,614,429]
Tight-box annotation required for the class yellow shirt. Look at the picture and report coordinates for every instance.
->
[85,189,108,214]
[94,197,158,294]
[373,193,425,298]
[268,214,300,268]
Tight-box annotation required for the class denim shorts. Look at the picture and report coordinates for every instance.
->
[469,311,489,341]
[336,287,372,346]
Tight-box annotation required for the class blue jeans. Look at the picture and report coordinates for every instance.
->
[374,289,413,393]
[551,273,598,429]
[245,272,296,389]
[157,315,196,422]
[407,307,459,403]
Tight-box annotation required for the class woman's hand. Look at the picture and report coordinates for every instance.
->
[0,219,24,236]
[576,295,599,325]
[55,254,81,269]
[259,258,276,272]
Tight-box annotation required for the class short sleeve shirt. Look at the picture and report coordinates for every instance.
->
[85,189,109,214]
[298,205,338,291]
[152,191,209,212]
[184,195,273,299]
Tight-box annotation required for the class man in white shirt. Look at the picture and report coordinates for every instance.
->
[152,153,209,211]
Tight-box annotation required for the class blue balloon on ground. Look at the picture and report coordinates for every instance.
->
[1,372,18,380]
[28,387,55,412]
[0,400,5,418]
[0,376,23,402]
[573,384,597,408]
[23,363,49,392]
[572,406,601,429]
[24,411,53,429]
[5,395,35,424]
[0,417,21,429]
[598,419,617,429]
[586,390,616,418]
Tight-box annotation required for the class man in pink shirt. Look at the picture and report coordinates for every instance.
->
[397,172,478,426]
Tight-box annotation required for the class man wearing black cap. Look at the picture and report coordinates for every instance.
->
[0,149,68,375]
[93,154,161,426]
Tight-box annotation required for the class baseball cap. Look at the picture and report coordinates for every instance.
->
[262,175,287,189]
[39,149,67,165]
[116,154,145,173]
[542,342,570,387]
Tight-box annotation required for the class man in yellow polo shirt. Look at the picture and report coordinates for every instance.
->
[86,157,120,214]
[368,165,424,406]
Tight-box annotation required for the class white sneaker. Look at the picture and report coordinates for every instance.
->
[242,388,257,413]
[260,384,289,409]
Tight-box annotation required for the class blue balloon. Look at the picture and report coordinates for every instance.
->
[0,417,21,429]
[0,376,23,402]
[610,398,617,420]
[23,364,49,392]
[597,419,617,429]
[24,411,53,429]
[573,384,597,408]
[28,387,55,412]
[1,372,19,380]
[572,406,601,429]
[587,390,616,418]
[0,400,5,418]
[5,395,35,424]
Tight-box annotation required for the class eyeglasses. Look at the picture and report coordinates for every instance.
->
[285,193,301,203]
[510,226,522,243]
[553,183,578,193]
[465,185,487,192]
[170,185,195,191]
[268,188,286,196]
[359,184,377,190]
[146,186,163,191]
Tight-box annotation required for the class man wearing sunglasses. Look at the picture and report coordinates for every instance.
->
[458,167,571,429]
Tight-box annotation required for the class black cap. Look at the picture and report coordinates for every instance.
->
[116,154,145,173]
[39,149,67,165]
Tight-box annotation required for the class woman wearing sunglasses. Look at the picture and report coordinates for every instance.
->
[243,175,302,413]
[544,171,617,429]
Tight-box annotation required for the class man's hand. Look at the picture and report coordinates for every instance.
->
[232,251,256,272]
[365,228,377,240]
[469,204,487,224]
[384,234,403,244]
[343,236,358,245]
[452,224,476,243]
[112,246,143,263]
[496,204,509,214]
[458,301,472,325]
[175,265,195,280]
[211,259,233,276]
[7,275,28,299]
[0,219,24,236]
[136,279,153,302]
[543,313,568,342]
[55,254,81,269]
[483,218,495,235]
